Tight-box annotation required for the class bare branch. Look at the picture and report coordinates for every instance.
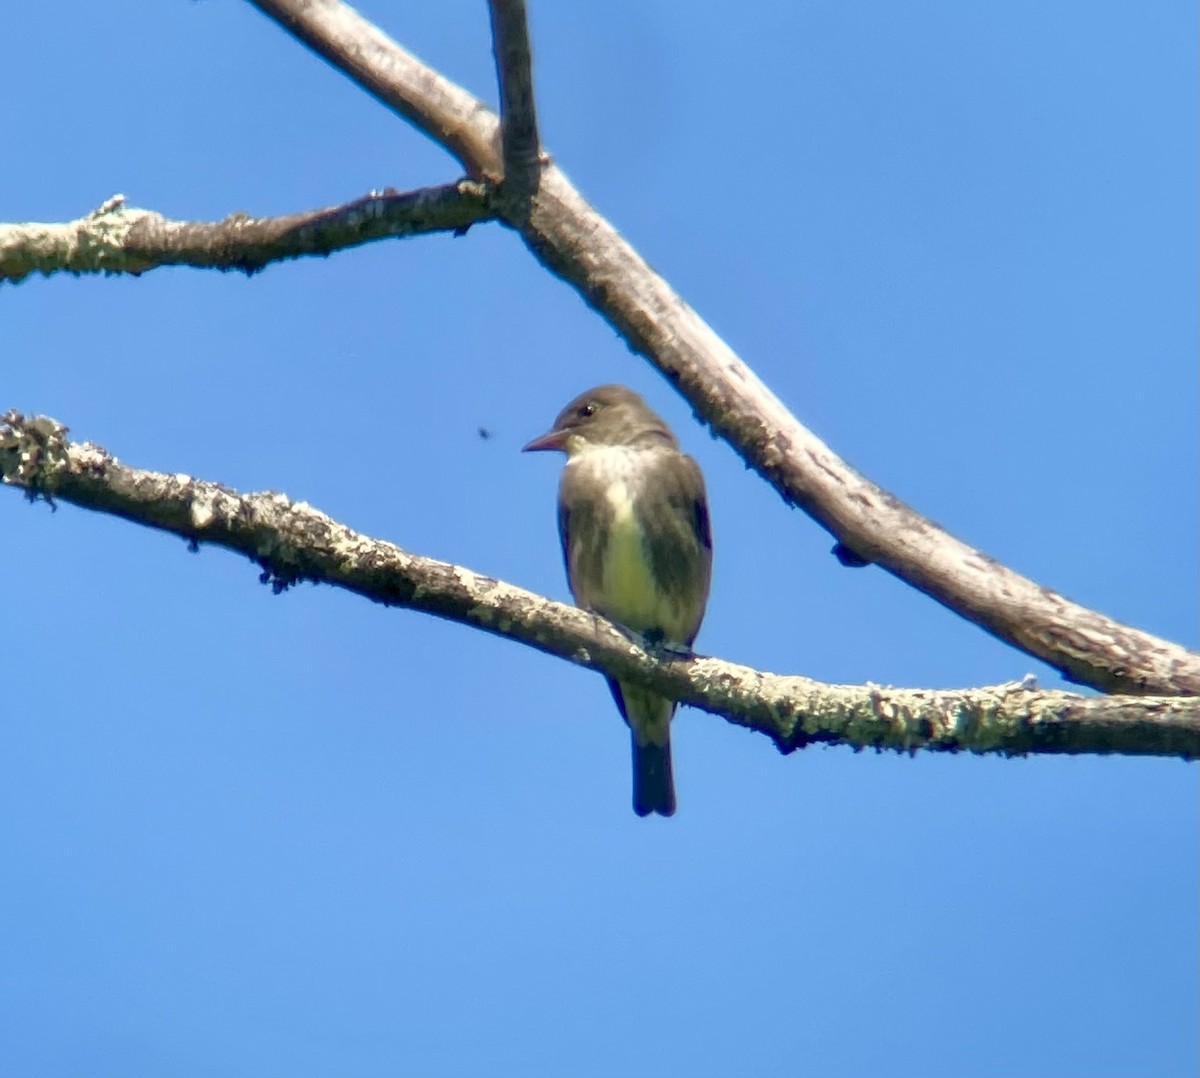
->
[242,1,1199,698]
[487,0,542,201]
[4,411,1198,760]
[0,183,492,284]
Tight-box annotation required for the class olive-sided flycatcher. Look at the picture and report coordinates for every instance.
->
[523,385,712,817]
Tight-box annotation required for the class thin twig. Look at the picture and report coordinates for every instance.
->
[487,0,542,202]
[3,411,1198,760]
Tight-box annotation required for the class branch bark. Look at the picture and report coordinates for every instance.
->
[0,184,492,284]
[239,0,1199,698]
[4,411,1198,761]
[487,0,542,202]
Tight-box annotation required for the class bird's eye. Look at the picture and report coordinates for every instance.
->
[577,402,597,418]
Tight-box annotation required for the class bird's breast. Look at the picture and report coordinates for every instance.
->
[564,447,697,641]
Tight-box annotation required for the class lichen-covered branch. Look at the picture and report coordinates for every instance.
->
[3,411,1197,760]
[0,183,492,284]
[243,0,1200,698]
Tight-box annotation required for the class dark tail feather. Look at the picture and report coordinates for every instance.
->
[631,735,676,817]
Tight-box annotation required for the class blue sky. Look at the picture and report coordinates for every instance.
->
[2,3,1196,1076]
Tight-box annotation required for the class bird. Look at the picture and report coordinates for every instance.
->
[523,385,712,816]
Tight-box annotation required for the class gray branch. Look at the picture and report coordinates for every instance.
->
[242,0,1199,698]
[3,411,1197,761]
[487,0,542,203]
[0,183,492,284]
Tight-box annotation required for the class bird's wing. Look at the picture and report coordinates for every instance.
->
[641,451,712,647]
[557,467,605,613]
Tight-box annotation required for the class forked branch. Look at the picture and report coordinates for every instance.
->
[242,0,1199,697]
[3,1,1193,698]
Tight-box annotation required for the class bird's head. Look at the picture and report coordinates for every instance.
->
[522,384,676,456]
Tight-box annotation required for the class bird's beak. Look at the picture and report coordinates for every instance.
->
[521,428,568,453]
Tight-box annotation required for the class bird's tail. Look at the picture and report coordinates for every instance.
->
[631,733,676,817]
[610,678,678,817]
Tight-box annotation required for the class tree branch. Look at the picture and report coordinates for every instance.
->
[4,411,1197,761]
[0,183,493,284]
[241,0,1199,698]
[487,0,542,202]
